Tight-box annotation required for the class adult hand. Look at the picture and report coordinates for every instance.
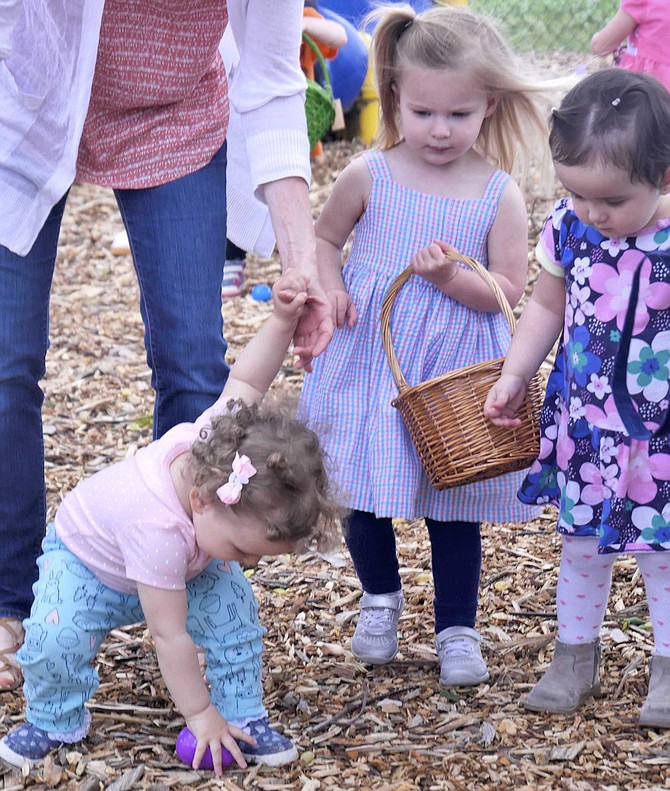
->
[292,280,334,371]
[186,703,255,776]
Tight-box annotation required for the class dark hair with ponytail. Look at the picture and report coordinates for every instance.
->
[550,68,670,188]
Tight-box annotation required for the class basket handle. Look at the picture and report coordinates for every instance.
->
[380,249,518,394]
[302,33,333,96]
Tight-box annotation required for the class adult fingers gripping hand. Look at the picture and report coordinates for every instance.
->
[293,287,334,371]
[188,704,255,776]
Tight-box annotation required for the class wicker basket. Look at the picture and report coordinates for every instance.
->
[302,34,336,150]
[381,252,544,491]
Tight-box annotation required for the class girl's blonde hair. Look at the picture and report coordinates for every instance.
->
[368,4,560,187]
[189,399,345,551]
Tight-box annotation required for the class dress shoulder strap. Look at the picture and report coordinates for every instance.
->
[362,150,394,181]
[482,169,511,202]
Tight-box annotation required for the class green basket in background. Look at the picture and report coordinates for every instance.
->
[303,33,336,149]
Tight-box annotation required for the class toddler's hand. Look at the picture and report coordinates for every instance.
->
[411,241,459,290]
[273,272,308,323]
[483,375,529,427]
[187,703,255,776]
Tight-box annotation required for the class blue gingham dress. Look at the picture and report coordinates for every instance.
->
[300,151,538,523]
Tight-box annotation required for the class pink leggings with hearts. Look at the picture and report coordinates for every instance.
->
[558,536,670,653]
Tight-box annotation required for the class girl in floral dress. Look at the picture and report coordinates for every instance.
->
[485,68,670,728]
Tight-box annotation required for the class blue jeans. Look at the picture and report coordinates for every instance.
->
[19,529,266,736]
[344,510,482,633]
[0,144,229,620]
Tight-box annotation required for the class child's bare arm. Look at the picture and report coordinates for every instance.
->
[138,584,254,774]
[313,158,369,327]
[222,272,308,404]
[413,180,528,312]
[302,16,347,49]
[591,9,636,56]
[484,268,565,426]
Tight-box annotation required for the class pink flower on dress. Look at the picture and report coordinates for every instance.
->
[590,251,670,334]
[556,418,576,470]
[579,461,618,505]
[584,394,625,431]
[650,451,670,483]
[615,442,657,504]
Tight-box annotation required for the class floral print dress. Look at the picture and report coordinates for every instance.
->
[519,198,670,553]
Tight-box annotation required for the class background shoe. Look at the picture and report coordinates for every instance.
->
[639,653,670,729]
[110,228,131,256]
[351,591,404,665]
[236,717,298,767]
[0,618,24,692]
[0,723,62,767]
[436,626,489,686]
[523,638,601,714]
[221,260,246,299]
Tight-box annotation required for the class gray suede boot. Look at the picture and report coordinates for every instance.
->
[523,638,601,714]
[639,654,670,729]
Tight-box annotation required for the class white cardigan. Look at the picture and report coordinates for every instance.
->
[0,0,310,256]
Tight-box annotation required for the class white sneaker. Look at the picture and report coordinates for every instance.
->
[351,591,404,665]
[436,626,489,686]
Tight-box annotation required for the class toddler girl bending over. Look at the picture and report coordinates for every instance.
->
[0,272,342,774]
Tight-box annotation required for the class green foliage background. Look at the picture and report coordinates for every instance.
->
[467,0,618,52]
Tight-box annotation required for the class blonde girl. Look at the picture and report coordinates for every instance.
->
[299,4,554,687]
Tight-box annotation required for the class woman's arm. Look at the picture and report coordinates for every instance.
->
[227,0,333,369]
[137,583,254,774]
[591,9,636,56]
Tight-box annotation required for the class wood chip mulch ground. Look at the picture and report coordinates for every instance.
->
[1,139,669,791]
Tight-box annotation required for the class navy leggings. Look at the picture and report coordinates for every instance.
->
[344,510,482,633]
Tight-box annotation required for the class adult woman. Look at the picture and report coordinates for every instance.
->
[0,0,330,739]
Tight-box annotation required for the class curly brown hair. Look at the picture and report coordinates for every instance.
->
[189,399,345,551]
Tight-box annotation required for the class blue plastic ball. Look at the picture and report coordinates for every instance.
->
[251,284,272,302]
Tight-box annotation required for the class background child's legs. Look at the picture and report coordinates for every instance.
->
[343,510,401,594]
[19,528,144,738]
[637,552,670,656]
[425,519,481,633]
[186,559,267,725]
[557,536,614,643]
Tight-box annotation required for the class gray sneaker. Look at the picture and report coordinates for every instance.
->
[351,591,404,665]
[436,626,489,686]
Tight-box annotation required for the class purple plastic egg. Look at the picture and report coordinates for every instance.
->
[175,726,235,771]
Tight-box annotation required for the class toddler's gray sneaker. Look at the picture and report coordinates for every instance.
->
[351,590,404,665]
[436,625,489,686]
